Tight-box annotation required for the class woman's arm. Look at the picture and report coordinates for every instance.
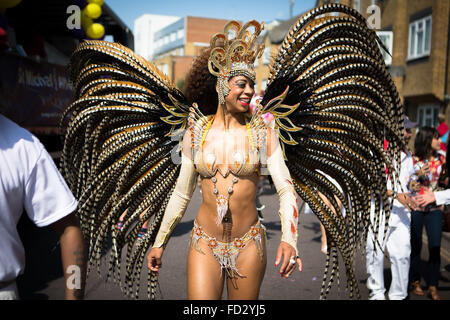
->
[148,130,197,272]
[265,126,302,278]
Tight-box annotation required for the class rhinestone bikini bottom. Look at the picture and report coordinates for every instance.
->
[190,220,266,278]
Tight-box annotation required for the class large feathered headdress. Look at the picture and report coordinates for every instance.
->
[208,20,265,104]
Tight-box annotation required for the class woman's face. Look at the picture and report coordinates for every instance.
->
[224,75,255,113]
[431,134,442,152]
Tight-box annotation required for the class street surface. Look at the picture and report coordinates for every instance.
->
[17,179,450,300]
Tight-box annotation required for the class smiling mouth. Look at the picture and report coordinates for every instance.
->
[239,99,250,107]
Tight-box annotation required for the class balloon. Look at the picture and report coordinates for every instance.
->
[81,14,93,29]
[0,0,22,9]
[83,3,101,19]
[87,0,104,5]
[86,23,104,39]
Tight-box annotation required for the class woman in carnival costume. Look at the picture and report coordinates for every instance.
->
[61,4,404,299]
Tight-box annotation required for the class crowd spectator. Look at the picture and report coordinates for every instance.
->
[365,116,418,300]
[409,126,445,300]
[0,113,86,300]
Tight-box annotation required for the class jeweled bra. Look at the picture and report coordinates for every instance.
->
[193,115,259,178]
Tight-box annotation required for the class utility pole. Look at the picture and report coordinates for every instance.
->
[290,0,295,18]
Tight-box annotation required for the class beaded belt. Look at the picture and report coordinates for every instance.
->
[190,220,265,278]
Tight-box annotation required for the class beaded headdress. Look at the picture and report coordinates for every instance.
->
[208,20,265,105]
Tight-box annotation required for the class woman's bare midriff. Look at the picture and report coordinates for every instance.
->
[196,173,260,242]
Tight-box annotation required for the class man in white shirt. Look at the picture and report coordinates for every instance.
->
[365,116,419,300]
[0,114,86,300]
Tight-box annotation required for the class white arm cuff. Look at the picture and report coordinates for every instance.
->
[267,146,299,256]
[152,153,197,248]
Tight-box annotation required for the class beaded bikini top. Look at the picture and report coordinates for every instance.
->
[191,115,260,178]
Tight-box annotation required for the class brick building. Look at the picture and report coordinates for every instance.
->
[315,0,450,128]
[254,17,299,96]
[151,16,230,90]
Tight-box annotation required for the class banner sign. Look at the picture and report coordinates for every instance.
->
[0,52,74,131]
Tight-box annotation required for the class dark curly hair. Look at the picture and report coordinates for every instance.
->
[184,47,218,115]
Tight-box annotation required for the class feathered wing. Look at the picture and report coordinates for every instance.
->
[254,3,404,299]
[60,40,200,299]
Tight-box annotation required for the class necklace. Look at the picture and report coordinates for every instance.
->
[212,175,238,225]
[206,116,253,225]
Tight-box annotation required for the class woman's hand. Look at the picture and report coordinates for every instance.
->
[417,163,430,177]
[147,247,164,273]
[396,193,419,211]
[413,189,436,207]
[275,242,302,278]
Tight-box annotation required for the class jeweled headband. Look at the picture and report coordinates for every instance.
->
[208,20,265,105]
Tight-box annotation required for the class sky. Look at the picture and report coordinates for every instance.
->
[105,0,317,32]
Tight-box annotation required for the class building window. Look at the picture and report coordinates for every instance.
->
[408,15,432,60]
[262,47,271,65]
[177,29,184,39]
[170,32,176,42]
[417,104,440,128]
[179,47,184,56]
[376,31,393,65]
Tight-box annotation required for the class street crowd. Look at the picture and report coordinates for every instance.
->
[364,114,449,300]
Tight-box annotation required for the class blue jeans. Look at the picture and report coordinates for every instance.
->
[410,209,443,286]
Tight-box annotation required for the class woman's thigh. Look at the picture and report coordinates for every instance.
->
[186,239,225,300]
[226,238,267,300]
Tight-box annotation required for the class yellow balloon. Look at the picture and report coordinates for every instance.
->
[87,0,104,5]
[84,3,102,19]
[0,0,22,9]
[81,15,93,29]
[86,23,105,39]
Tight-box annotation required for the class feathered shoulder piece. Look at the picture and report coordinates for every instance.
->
[253,3,405,299]
[60,39,200,299]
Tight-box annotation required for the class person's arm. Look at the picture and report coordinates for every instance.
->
[265,127,302,278]
[434,189,450,206]
[21,138,84,299]
[414,188,450,207]
[51,213,86,300]
[147,130,197,272]
[386,154,419,210]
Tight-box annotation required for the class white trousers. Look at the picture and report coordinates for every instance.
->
[366,219,411,300]
[0,281,19,300]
